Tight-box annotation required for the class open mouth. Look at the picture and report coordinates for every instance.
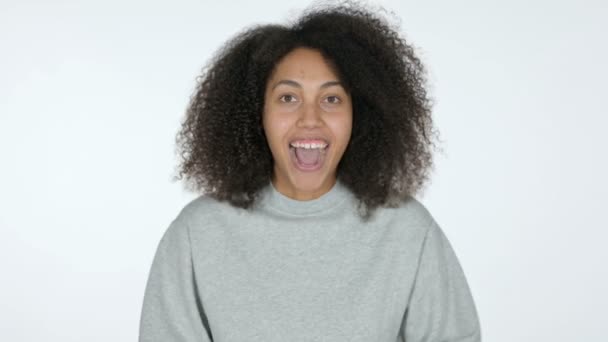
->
[288,143,329,172]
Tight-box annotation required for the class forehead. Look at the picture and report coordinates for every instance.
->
[268,47,340,83]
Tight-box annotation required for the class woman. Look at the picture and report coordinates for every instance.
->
[138,1,481,341]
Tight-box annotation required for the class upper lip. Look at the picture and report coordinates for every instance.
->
[289,136,330,145]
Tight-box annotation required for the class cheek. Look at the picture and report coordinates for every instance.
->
[330,114,353,144]
[262,112,291,145]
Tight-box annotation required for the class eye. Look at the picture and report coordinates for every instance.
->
[325,95,342,104]
[279,94,297,103]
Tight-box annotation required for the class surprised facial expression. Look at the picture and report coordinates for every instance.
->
[262,47,353,201]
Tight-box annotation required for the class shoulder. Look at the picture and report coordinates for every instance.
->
[394,196,459,257]
[170,193,244,233]
[373,194,436,236]
[350,194,437,247]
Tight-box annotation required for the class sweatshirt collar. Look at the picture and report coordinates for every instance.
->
[259,178,350,216]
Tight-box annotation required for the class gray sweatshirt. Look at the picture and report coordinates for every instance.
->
[138,179,481,341]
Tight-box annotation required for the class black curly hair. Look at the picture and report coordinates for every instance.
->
[173,0,441,221]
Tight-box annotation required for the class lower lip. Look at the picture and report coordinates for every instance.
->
[289,146,328,172]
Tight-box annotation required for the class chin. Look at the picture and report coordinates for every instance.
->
[290,171,335,190]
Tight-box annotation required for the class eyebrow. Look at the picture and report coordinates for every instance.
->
[271,79,343,91]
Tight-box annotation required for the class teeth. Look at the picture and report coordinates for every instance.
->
[290,141,328,149]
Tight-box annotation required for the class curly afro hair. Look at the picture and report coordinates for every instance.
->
[173,0,441,221]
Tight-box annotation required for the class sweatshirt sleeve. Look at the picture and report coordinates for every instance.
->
[138,216,213,342]
[401,217,482,342]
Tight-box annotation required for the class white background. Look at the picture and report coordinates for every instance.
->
[1,0,606,341]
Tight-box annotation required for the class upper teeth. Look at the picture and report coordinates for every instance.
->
[290,141,328,149]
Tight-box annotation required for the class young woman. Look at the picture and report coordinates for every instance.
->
[139,2,481,341]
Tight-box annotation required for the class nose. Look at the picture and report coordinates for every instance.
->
[296,101,323,128]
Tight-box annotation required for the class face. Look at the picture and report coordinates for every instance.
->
[263,47,353,201]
